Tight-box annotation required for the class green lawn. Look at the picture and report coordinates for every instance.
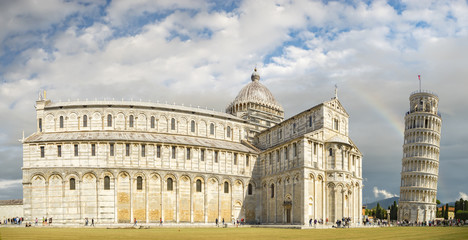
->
[1,227,467,240]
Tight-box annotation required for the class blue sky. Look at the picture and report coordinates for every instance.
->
[1,0,468,204]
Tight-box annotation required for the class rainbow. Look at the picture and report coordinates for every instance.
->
[348,84,405,138]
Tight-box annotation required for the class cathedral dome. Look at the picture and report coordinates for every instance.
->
[226,69,284,128]
[229,69,283,111]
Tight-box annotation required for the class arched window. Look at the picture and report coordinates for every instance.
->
[104,176,110,190]
[196,179,202,192]
[107,114,112,127]
[248,183,253,195]
[171,118,176,130]
[129,115,134,127]
[38,118,42,132]
[329,148,333,156]
[70,178,76,190]
[227,126,231,138]
[210,123,215,135]
[167,178,173,191]
[271,184,274,198]
[150,116,155,128]
[191,120,195,133]
[83,115,87,127]
[137,176,143,190]
[59,116,64,128]
[224,182,229,193]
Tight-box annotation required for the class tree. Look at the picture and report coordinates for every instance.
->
[389,201,398,220]
[455,210,468,221]
[436,199,441,217]
[444,203,449,220]
[455,198,464,213]
[441,205,445,219]
[376,203,382,219]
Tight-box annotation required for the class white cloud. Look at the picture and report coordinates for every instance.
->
[459,192,468,200]
[0,179,22,190]
[373,187,398,199]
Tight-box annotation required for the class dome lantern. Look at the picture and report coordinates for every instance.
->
[251,68,260,82]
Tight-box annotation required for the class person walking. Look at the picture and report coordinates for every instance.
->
[309,218,312,227]
[91,218,94,226]
[216,218,219,227]
[134,218,137,227]
[160,217,162,226]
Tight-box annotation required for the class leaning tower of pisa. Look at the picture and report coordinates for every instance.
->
[398,90,442,223]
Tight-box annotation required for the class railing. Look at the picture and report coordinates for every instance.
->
[405,110,441,117]
[410,90,438,97]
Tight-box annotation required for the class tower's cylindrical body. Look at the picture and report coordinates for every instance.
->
[398,90,442,223]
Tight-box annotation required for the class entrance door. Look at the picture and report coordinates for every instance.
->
[286,209,291,223]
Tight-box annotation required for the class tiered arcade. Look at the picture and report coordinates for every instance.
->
[399,90,442,222]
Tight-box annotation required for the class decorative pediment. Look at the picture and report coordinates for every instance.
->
[325,98,349,117]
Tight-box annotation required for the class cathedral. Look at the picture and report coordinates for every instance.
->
[22,69,362,225]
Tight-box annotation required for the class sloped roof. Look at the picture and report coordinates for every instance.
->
[24,132,259,154]
[0,199,23,206]
[325,135,351,144]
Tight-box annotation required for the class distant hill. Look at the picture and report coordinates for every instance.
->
[365,197,399,209]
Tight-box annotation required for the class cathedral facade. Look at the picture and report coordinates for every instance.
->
[22,70,362,225]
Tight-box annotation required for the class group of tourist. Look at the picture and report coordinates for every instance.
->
[397,219,467,227]
[84,218,95,226]
[4,215,466,228]
[335,217,352,228]
[214,218,246,227]
[34,217,53,226]
[308,218,332,227]
[362,218,468,227]
[1,217,24,225]
[215,218,225,227]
